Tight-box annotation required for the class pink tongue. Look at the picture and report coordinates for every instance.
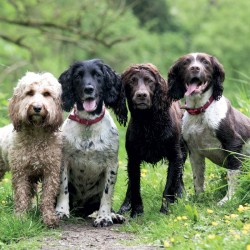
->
[83,100,97,112]
[185,83,199,96]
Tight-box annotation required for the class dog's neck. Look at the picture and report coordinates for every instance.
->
[184,87,213,109]
[70,104,105,125]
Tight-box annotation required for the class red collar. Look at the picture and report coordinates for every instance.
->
[68,106,106,125]
[181,96,214,115]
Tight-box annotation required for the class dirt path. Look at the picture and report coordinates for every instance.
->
[41,219,158,250]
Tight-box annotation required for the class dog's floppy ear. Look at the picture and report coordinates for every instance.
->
[102,63,127,126]
[167,59,186,102]
[149,66,169,111]
[9,93,21,131]
[58,67,75,112]
[211,56,224,101]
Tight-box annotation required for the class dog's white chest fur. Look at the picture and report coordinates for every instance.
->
[182,96,228,164]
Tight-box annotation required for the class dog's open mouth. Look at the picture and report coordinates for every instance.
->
[83,98,97,112]
[185,78,208,96]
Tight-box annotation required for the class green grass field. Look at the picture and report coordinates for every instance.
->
[0,96,250,249]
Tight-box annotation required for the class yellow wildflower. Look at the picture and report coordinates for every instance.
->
[246,244,250,250]
[243,224,250,231]
[177,216,182,220]
[207,209,213,214]
[163,241,171,248]
[209,173,215,179]
[141,169,148,177]
[170,237,175,243]
[238,205,245,212]
[211,221,218,226]
[230,214,239,219]
[182,216,188,220]
[242,230,248,235]
[234,234,241,239]
[208,234,216,239]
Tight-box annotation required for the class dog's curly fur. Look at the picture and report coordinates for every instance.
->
[116,64,186,217]
[0,72,64,227]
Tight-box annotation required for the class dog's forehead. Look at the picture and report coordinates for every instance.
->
[188,53,212,62]
[130,68,156,80]
[74,60,103,74]
[17,73,60,93]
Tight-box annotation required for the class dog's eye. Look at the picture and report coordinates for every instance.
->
[95,72,102,78]
[130,77,137,83]
[43,92,50,97]
[202,59,210,65]
[26,90,34,96]
[74,74,81,80]
[182,59,190,66]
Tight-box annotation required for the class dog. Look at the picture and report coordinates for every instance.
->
[55,59,127,227]
[0,72,63,227]
[167,52,250,204]
[116,63,186,217]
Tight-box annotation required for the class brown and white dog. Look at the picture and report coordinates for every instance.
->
[167,52,250,204]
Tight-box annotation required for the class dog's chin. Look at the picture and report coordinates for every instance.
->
[134,102,151,110]
[28,114,45,125]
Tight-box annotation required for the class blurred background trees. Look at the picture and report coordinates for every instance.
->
[1,0,250,125]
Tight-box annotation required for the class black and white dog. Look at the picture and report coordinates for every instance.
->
[56,59,127,226]
[167,52,250,204]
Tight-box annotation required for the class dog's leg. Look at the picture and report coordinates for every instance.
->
[93,157,125,227]
[117,181,131,214]
[190,152,205,194]
[56,159,70,218]
[161,148,184,214]
[12,174,32,215]
[127,157,143,218]
[41,162,61,228]
[218,169,240,205]
[0,159,6,180]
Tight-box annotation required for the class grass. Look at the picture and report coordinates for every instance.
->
[114,158,250,249]
[0,95,250,249]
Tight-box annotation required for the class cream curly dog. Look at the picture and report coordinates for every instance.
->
[0,72,63,227]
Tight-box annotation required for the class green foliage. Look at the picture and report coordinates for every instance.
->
[0,0,250,248]
[126,0,177,33]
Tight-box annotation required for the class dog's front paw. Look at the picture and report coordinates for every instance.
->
[217,196,229,206]
[56,210,69,219]
[118,202,131,214]
[111,212,126,224]
[131,205,144,218]
[93,215,113,227]
[55,205,69,219]
[56,199,70,219]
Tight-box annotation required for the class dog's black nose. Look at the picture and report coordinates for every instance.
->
[135,91,148,99]
[84,85,94,94]
[33,106,42,113]
[190,66,200,72]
